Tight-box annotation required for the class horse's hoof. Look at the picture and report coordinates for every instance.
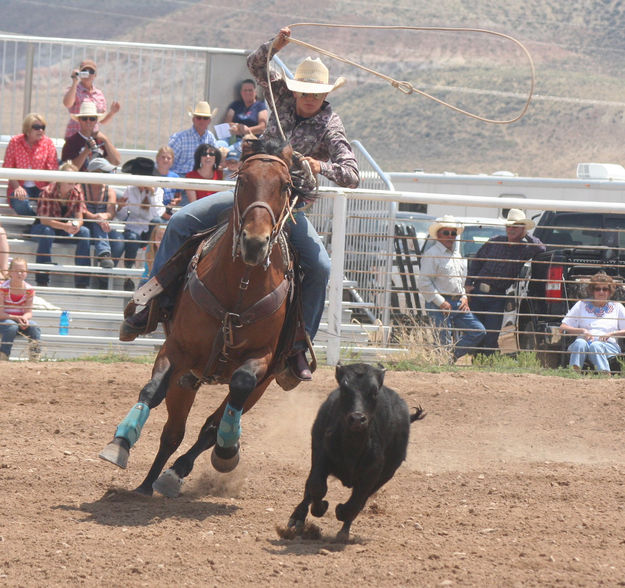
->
[134,484,153,497]
[211,443,240,473]
[98,437,130,469]
[152,468,184,498]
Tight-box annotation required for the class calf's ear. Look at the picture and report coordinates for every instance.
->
[335,362,345,384]
[375,363,386,386]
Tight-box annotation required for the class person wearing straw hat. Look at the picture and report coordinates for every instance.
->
[168,101,218,176]
[467,209,545,355]
[120,27,359,382]
[63,59,120,139]
[417,216,485,362]
[61,101,121,171]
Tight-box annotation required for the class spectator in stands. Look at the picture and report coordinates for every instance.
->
[184,144,223,202]
[3,113,59,216]
[168,101,217,176]
[224,79,268,139]
[61,101,121,171]
[0,257,41,361]
[116,157,165,291]
[155,145,180,220]
[31,162,91,288]
[466,209,545,355]
[417,216,486,362]
[560,272,625,373]
[62,59,120,139]
[222,143,242,180]
[0,224,9,280]
[82,158,124,279]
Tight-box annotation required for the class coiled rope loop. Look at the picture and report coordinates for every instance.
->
[281,22,536,125]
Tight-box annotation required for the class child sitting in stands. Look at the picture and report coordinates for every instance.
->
[0,258,41,361]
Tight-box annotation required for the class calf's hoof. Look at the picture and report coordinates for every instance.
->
[287,517,305,534]
[153,468,184,498]
[211,443,240,473]
[311,499,329,518]
[98,437,130,469]
[336,526,351,543]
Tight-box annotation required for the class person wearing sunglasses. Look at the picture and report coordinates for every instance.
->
[466,209,546,356]
[184,144,223,202]
[3,112,59,216]
[61,101,121,171]
[168,101,218,176]
[560,272,625,372]
[62,59,120,139]
[417,216,486,363]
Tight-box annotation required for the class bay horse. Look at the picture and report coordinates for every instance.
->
[101,138,298,496]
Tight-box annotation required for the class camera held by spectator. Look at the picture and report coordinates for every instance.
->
[87,136,104,158]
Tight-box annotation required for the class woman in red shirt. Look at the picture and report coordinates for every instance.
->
[3,113,59,216]
[184,144,223,202]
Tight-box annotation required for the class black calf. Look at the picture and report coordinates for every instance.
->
[288,362,425,540]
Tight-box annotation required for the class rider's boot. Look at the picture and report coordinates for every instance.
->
[289,350,312,380]
[119,306,150,342]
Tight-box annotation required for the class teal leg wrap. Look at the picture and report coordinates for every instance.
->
[217,403,242,448]
[115,402,150,448]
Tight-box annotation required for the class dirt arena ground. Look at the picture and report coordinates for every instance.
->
[2,362,624,586]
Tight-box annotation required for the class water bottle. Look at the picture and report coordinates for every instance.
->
[59,311,70,335]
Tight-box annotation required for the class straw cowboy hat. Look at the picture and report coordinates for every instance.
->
[428,215,464,239]
[70,100,106,121]
[505,208,535,230]
[284,57,345,94]
[188,101,218,118]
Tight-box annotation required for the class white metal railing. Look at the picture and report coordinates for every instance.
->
[4,167,625,365]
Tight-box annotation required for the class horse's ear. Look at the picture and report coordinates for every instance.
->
[280,143,293,168]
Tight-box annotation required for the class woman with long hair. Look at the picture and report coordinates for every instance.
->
[184,144,223,202]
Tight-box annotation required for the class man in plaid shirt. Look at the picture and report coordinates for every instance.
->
[467,209,545,355]
[168,101,217,176]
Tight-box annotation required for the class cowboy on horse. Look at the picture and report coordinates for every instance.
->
[99,27,359,480]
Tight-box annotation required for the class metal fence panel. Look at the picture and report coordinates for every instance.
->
[0,34,248,151]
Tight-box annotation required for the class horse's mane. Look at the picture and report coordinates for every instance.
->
[240,137,289,162]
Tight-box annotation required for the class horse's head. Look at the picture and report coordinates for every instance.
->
[232,138,294,266]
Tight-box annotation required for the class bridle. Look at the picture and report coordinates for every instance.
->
[231,153,298,267]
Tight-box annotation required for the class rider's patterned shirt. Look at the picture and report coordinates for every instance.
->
[247,40,359,197]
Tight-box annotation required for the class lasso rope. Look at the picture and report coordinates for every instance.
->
[275,22,535,126]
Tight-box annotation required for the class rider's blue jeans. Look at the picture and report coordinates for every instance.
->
[151,191,330,342]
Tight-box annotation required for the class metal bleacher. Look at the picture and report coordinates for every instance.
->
[1,189,371,361]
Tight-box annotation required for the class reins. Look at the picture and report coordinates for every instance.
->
[267,22,535,128]
[231,153,297,266]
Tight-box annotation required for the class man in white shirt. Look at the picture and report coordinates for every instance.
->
[417,216,485,361]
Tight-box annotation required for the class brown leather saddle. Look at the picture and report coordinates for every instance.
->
[123,223,315,390]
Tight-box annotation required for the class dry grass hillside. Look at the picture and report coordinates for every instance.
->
[4,0,625,177]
